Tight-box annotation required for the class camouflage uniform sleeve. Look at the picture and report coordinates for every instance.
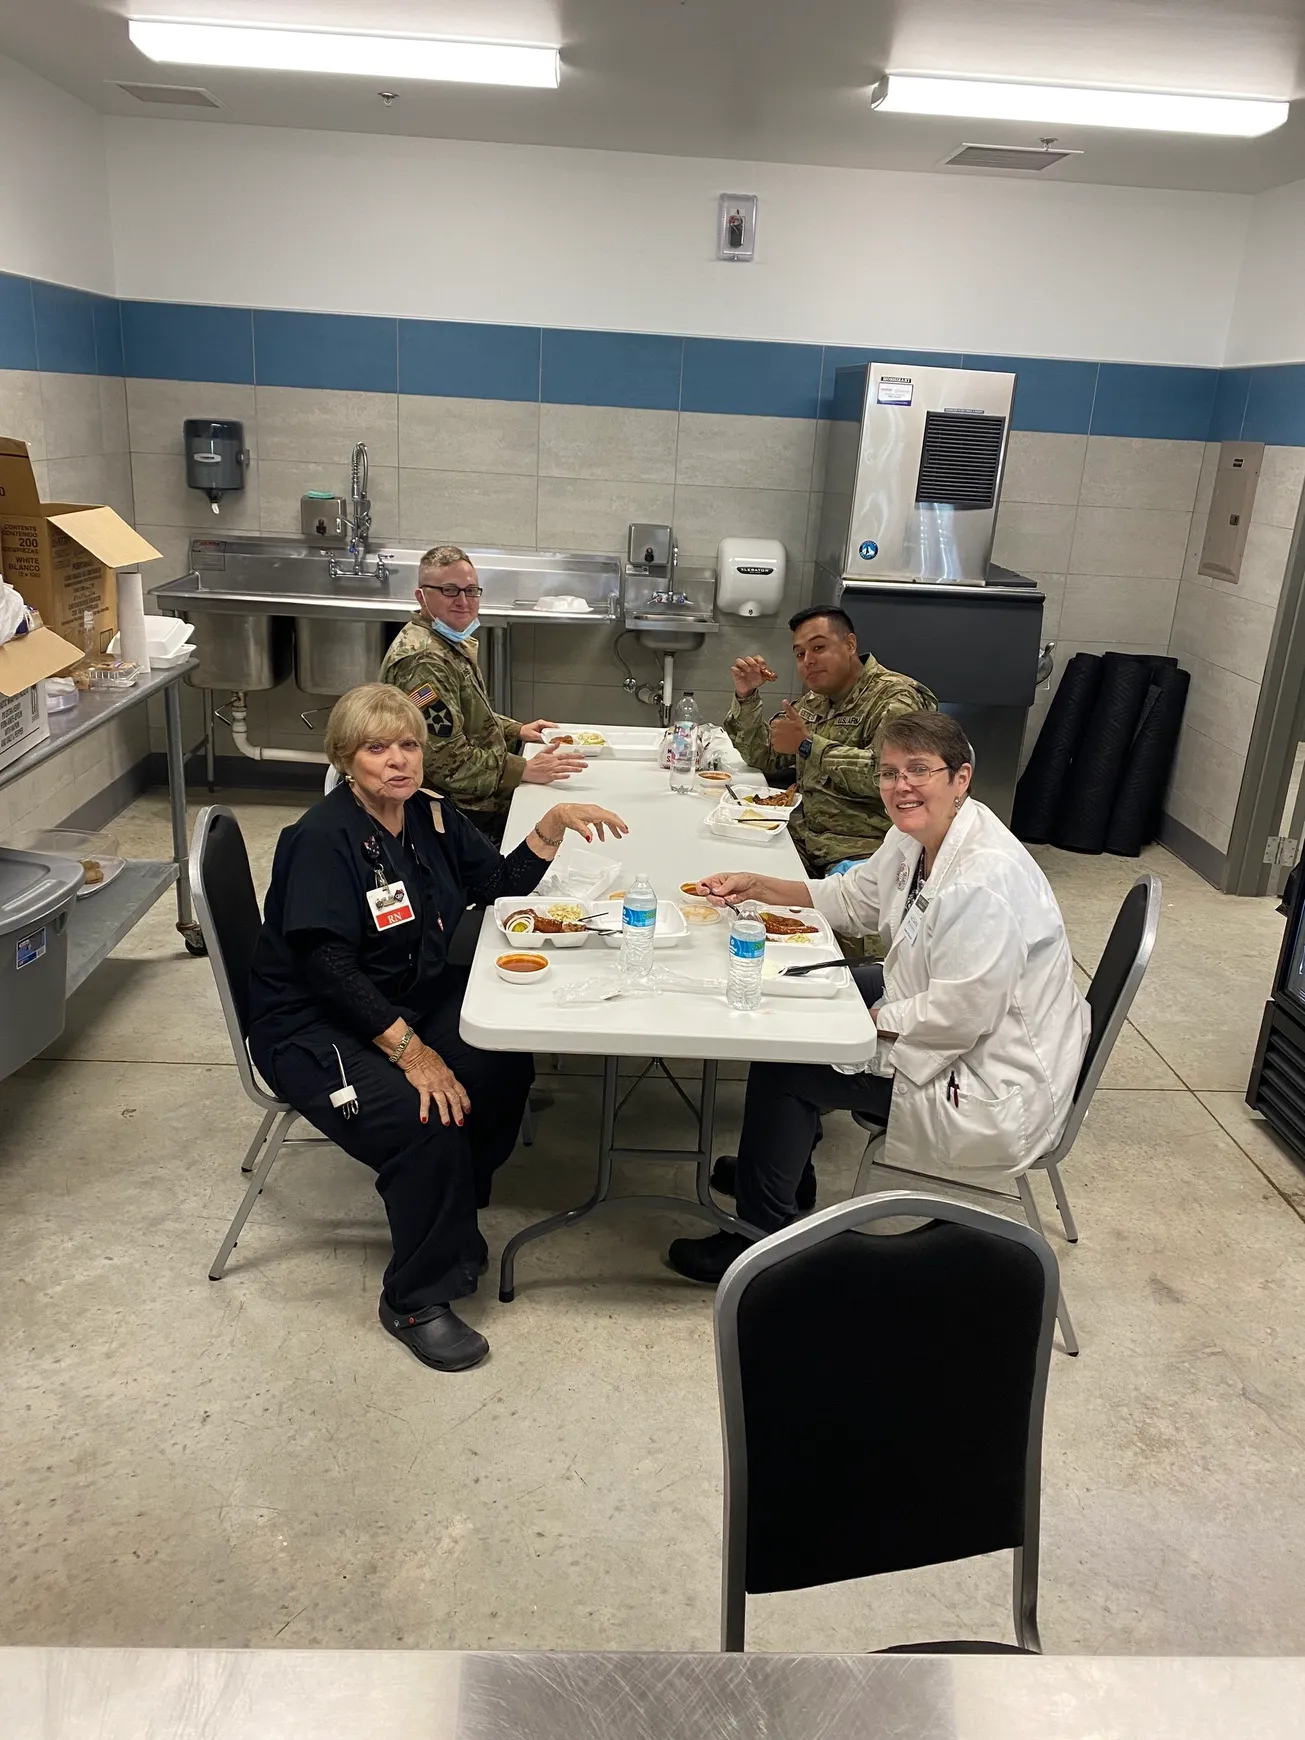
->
[723,690,792,781]
[392,652,526,804]
[804,683,929,798]
[495,713,524,746]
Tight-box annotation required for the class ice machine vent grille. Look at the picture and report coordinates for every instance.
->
[944,143,1079,171]
[114,82,222,107]
[915,412,1007,511]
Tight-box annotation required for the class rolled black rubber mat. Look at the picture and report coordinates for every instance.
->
[1104,664,1190,855]
[1053,653,1153,853]
[1011,653,1103,843]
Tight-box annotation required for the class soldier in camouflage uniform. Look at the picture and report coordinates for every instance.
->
[723,604,936,958]
[379,545,587,842]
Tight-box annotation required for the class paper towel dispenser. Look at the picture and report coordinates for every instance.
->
[184,419,249,515]
[716,538,786,617]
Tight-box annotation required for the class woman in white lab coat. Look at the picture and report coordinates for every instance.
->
[667,710,1089,1285]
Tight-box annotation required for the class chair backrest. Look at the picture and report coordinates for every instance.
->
[324,765,341,795]
[714,1192,1058,1651]
[1051,872,1161,1159]
[189,804,277,1109]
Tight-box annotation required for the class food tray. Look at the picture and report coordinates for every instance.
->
[13,828,126,897]
[707,803,790,846]
[543,727,607,758]
[719,788,802,822]
[761,957,845,998]
[596,897,688,949]
[492,897,608,948]
[754,906,834,950]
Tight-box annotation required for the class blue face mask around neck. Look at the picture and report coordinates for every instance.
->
[431,614,481,645]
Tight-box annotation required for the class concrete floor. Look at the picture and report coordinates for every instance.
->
[3,789,1305,1655]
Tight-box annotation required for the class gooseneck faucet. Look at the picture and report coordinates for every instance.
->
[348,441,371,574]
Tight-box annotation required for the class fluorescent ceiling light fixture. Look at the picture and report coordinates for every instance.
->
[870,73,1287,136]
[128,19,560,88]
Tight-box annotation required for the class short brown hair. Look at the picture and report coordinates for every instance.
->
[418,543,472,580]
[324,683,427,772]
[875,710,973,775]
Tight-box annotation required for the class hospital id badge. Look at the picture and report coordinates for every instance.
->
[367,880,416,930]
[899,893,928,946]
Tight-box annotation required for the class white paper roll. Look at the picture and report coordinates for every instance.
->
[117,570,149,670]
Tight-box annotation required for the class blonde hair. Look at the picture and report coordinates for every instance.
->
[418,543,472,580]
[324,683,428,773]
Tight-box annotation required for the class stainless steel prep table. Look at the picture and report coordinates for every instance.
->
[0,659,203,975]
[4,1647,1300,1739]
[152,542,623,723]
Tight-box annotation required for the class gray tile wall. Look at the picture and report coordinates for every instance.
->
[1167,444,1305,855]
[125,382,823,750]
[0,366,143,839]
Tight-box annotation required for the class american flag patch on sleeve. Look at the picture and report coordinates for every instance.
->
[408,683,439,709]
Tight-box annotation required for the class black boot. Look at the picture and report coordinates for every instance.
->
[666,1230,752,1285]
[378,1297,489,1371]
[710,1154,818,1213]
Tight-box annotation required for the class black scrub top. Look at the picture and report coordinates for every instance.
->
[247,784,516,1048]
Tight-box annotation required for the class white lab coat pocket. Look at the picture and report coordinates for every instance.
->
[884,1063,1028,1181]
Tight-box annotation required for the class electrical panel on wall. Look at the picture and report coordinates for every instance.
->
[1200,441,1264,584]
[717,194,757,261]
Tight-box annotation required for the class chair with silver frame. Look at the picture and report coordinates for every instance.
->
[191,803,337,1281]
[715,1191,1059,1654]
[851,872,1162,1358]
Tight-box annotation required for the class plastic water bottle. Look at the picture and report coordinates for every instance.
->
[727,901,766,1012]
[668,691,701,794]
[621,874,658,983]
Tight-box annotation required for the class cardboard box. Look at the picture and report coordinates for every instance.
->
[0,624,83,776]
[0,439,160,651]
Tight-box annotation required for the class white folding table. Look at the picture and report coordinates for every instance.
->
[458,729,878,1299]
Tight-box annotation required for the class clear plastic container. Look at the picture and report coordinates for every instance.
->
[13,829,125,898]
[86,658,141,691]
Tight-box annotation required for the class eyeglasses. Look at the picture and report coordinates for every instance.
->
[878,763,951,786]
[421,582,483,599]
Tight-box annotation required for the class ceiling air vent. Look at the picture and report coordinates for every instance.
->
[943,142,1081,172]
[113,82,222,108]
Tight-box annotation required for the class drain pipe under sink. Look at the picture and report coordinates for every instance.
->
[224,693,330,765]
[661,653,674,717]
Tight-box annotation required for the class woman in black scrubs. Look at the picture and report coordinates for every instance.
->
[247,683,627,1374]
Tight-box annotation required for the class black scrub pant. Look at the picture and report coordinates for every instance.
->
[253,975,533,1313]
[735,960,893,1236]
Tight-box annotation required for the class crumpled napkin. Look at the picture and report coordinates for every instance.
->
[0,580,32,646]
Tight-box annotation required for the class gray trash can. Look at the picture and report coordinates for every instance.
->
[0,846,84,1081]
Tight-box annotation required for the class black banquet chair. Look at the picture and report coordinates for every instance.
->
[714,1192,1060,1653]
[191,803,336,1281]
[853,871,1162,1356]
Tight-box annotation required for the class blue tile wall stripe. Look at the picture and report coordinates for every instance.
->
[4,276,1305,443]
[682,337,822,418]
[253,309,398,393]
[1242,364,1305,447]
[1089,362,1220,442]
[400,319,541,401]
[0,273,37,371]
[1209,368,1251,443]
[542,328,683,410]
[32,281,98,375]
[963,355,1098,435]
[121,300,254,384]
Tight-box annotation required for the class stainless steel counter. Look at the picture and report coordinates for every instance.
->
[4,1648,1301,1739]
[151,540,622,626]
[151,537,623,716]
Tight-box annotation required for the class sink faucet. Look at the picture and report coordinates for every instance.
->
[348,441,370,574]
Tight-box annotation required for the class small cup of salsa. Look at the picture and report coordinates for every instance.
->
[496,951,551,985]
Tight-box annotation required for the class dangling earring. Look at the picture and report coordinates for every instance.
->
[953,795,962,811]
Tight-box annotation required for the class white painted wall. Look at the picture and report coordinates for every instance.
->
[105,116,1248,365]
[1224,176,1305,366]
[0,55,113,292]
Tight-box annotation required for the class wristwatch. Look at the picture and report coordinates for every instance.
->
[797,737,813,759]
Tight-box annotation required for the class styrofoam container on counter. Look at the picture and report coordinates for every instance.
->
[543,727,607,758]
[596,897,688,949]
[493,896,608,947]
[719,788,801,822]
[706,802,790,846]
[761,956,845,998]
